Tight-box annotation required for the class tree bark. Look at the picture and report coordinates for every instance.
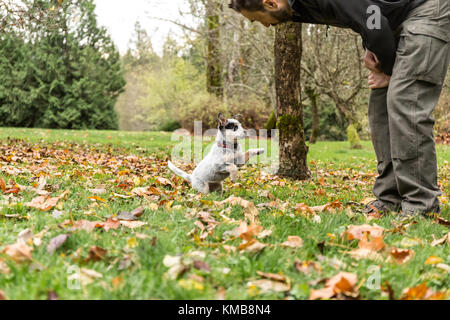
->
[274,22,310,180]
[205,0,223,97]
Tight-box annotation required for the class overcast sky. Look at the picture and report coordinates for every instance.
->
[94,0,195,55]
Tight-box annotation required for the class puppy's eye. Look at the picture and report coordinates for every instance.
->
[234,125,238,131]
[225,123,234,130]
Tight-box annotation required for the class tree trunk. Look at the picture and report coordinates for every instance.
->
[305,87,320,144]
[274,22,310,180]
[205,0,223,97]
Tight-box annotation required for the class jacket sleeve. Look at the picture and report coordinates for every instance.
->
[333,0,398,75]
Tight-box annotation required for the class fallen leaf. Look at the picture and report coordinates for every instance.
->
[400,283,446,300]
[238,238,267,253]
[25,190,69,211]
[247,279,290,293]
[3,242,33,263]
[193,260,210,273]
[388,248,414,264]
[280,236,303,248]
[342,224,384,241]
[294,260,320,275]
[431,232,449,246]
[425,256,442,265]
[120,221,147,229]
[310,272,358,300]
[102,217,121,231]
[47,234,69,254]
[87,246,108,262]
[256,271,287,283]
[117,206,144,221]
[218,196,259,224]
[0,290,6,300]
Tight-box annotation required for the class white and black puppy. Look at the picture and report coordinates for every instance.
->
[168,113,265,193]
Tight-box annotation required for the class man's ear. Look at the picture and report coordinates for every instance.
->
[218,113,227,126]
[262,0,279,10]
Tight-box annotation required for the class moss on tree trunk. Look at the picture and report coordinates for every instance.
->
[274,22,310,180]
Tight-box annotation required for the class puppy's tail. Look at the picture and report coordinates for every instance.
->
[168,161,192,183]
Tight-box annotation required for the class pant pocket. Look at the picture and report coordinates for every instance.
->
[397,23,449,85]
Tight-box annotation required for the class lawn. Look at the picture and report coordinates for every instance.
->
[0,127,448,300]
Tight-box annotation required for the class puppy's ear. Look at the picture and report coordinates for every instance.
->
[233,114,243,122]
[218,113,227,126]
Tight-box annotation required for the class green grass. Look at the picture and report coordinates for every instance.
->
[0,127,448,300]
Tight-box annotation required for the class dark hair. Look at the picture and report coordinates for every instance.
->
[228,0,265,12]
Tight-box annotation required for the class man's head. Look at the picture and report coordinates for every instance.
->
[228,0,293,28]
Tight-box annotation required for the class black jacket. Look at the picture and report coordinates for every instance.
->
[288,0,427,75]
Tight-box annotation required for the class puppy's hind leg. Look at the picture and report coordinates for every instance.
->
[192,179,210,194]
[208,182,223,194]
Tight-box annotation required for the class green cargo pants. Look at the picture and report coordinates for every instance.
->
[368,0,449,214]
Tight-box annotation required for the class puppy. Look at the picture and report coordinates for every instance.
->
[168,113,265,193]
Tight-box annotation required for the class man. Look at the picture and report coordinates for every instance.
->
[229,0,449,217]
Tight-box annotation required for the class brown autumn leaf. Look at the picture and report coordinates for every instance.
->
[342,224,384,241]
[311,200,343,213]
[388,247,415,264]
[102,217,121,231]
[431,232,450,246]
[155,177,174,188]
[400,283,446,300]
[119,221,148,229]
[117,206,144,221]
[238,238,267,253]
[294,203,314,215]
[280,236,303,248]
[310,272,359,300]
[434,217,450,226]
[87,246,108,262]
[69,219,100,232]
[193,260,210,273]
[3,242,33,263]
[0,259,10,275]
[256,271,287,283]
[47,234,69,254]
[25,190,69,211]
[247,279,290,293]
[0,289,7,300]
[218,196,259,224]
[0,178,6,192]
[294,260,320,275]
[357,232,386,252]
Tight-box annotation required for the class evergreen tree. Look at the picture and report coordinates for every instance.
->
[0,0,125,130]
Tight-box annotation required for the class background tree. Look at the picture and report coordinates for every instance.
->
[301,25,367,147]
[0,0,125,129]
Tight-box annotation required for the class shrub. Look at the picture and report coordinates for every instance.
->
[347,124,362,149]
[159,120,182,132]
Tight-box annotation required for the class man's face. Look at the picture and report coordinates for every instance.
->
[239,0,293,28]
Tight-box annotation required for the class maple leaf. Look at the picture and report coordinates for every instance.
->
[310,272,359,300]
[388,247,414,264]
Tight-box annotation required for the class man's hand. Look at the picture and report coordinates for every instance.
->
[368,71,391,89]
[364,50,381,72]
